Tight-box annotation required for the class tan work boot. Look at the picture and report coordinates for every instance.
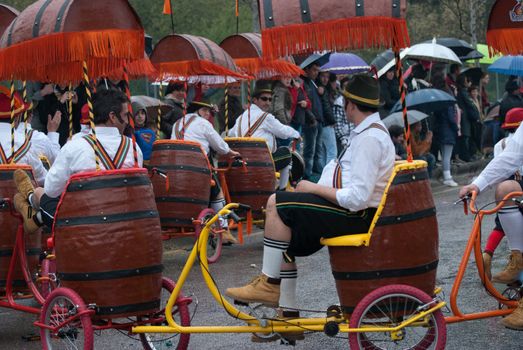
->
[221,229,238,245]
[13,193,40,234]
[500,297,523,330]
[225,274,280,307]
[492,251,523,284]
[14,169,34,201]
[482,252,493,281]
[251,309,304,343]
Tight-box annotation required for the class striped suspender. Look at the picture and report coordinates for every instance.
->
[0,130,33,164]
[173,115,197,140]
[83,135,130,170]
[244,112,269,137]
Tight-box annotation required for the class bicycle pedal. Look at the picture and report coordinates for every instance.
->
[233,300,249,306]
[280,338,296,346]
[507,280,522,288]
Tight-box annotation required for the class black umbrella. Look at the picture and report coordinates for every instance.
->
[422,37,475,60]
[370,49,395,72]
[390,88,456,114]
[461,49,484,61]
[299,52,331,70]
[460,67,483,85]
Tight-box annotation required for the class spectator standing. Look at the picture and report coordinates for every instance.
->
[217,83,243,134]
[499,79,523,126]
[378,68,400,118]
[446,63,461,93]
[480,72,491,112]
[456,75,479,162]
[316,72,337,170]
[131,101,156,163]
[408,64,431,92]
[469,85,484,156]
[160,82,186,138]
[333,77,352,153]
[288,78,313,150]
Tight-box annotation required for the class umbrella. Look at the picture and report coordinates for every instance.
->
[403,39,462,65]
[371,50,395,72]
[320,53,370,75]
[299,53,331,70]
[487,55,523,76]
[461,49,484,61]
[383,110,429,128]
[373,49,412,78]
[477,43,503,65]
[131,96,172,121]
[422,37,475,59]
[460,67,484,85]
[390,88,456,114]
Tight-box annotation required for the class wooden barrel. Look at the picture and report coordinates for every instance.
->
[218,138,276,219]
[54,169,162,319]
[148,140,212,229]
[0,165,41,293]
[0,4,18,38]
[328,162,438,318]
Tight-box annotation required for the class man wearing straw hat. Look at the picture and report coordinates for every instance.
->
[226,75,395,338]
[12,89,142,234]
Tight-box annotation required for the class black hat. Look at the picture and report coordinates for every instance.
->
[252,81,273,98]
[341,74,381,108]
[505,79,520,93]
[187,97,213,114]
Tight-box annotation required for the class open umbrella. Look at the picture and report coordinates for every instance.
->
[383,110,429,128]
[487,55,523,76]
[404,39,462,65]
[131,96,172,120]
[320,53,369,75]
[422,37,475,59]
[390,88,456,114]
[299,53,331,70]
[460,67,484,85]
[461,49,484,61]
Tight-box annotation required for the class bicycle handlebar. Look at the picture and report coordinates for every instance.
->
[465,190,523,215]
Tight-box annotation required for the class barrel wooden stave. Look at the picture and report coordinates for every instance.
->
[54,170,162,318]
[328,168,438,317]
[220,33,262,59]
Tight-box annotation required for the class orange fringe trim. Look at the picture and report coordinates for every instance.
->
[235,58,304,79]
[0,29,144,81]
[261,17,410,59]
[486,28,523,56]
[108,57,157,80]
[155,59,247,80]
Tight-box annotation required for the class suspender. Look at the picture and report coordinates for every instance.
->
[173,115,197,140]
[0,130,34,164]
[239,112,269,137]
[83,135,130,170]
[332,123,389,189]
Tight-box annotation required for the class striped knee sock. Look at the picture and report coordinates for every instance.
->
[279,269,298,309]
[262,237,289,279]
[210,199,228,228]
[498,206,523,251]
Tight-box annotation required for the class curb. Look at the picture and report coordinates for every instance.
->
[432,158,490,180]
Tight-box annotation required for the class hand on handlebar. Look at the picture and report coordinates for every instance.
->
[459,184,479,199]
[228,150,241,158]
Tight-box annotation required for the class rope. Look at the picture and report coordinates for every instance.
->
[181,81,188,139]
[82,61,100,171]
[9,78,16,163]
[224,83,229,135]
[394,50,412,162]
[68,83,73,139]
[22,80,28,134]
[157,80,164,139]
[122,64,139,168]
[247,80,252,128]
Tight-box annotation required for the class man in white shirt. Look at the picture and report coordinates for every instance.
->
[226,75,395,331]
[460,119,523,331]
[228,85,300,189]
[13,89,142,233]
[171,98,240,244]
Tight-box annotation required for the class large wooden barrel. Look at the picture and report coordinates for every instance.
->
[0,4,18,38]
[148,140,212,229]
[54,169,162,319]
[0,165,41,292]
[218,138,276,219]
[328,161,438,318]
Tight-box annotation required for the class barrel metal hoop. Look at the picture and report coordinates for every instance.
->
[58,264,163,281]
[55,210,159,227]
[152,143,204,153]
[183,34,205,60]
[263,0,275,28]
[54,0,73,32]
[229,190,274,196]
[376,207,436,226]
[228,142,267,149]
[94,299,160,316]
[66,176,150,192]
[355,0,364,16]
[392,0,401,18]
[6,17,18,46]
[33,0,54,38]
[0,248,41,257]
[160,217,194,226]
[332,260,439,281]
[195,35,217,64]
[299,0,312,23]
[156,196,209,205]
[149,164,211,175]
[217,161,273,168]
[391,170,428,185]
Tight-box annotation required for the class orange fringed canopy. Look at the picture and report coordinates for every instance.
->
[0,0,144,82]
[258,0,410,59]
[486,0,523,56]
[107,54,157,81]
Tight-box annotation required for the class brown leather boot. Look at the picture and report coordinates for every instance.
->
[492,251,523,284]
[482,252,493,281]
[13,193,40,234]
[500,296,523,330]
[14,169,34,201]
[225,275,280,307]
[221,229,237,245]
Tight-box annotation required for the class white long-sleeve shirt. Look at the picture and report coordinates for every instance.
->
[228,104,300,152]
[44,126,143,198]
[16,124,60,164]
[0,123,47,185]
[170,113,230,155]
[473,123,523,192]
[318,113,395,211]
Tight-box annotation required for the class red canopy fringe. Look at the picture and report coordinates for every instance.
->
[108,58,157,80]
[0,29,144,81]
[155,59,247,80]
[235,58,304,79]
[261,17,410,59]
[486,28,523,56]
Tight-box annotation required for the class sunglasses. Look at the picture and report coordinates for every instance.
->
[259,96,272,102]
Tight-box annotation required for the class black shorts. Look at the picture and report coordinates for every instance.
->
[39,194,60,228]
[276,192,377,257]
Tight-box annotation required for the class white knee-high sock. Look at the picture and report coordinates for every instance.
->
[262,237,289,278]
[278,165,291,190]
[279,269,297,309]
[498,206,523,251]
[210,199,228,228]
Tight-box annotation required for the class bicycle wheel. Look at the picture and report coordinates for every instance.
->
[40,287,93,350]
[348,284,446,350]
[195,208,222,264]
[140,277,191,350]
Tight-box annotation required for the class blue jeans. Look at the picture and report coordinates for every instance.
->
[303,123,323,178]
[416,153,436,178]
[317,125,337,170]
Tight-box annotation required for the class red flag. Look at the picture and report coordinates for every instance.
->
[163,0,172,15]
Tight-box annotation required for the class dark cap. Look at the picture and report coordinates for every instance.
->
[341,74,381,108]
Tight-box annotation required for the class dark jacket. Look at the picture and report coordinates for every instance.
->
[302,76,324,125]
[379,77,400,114]
[271,82,293,125]
[499,93,523,125]
[317,84,335,126]
[434,105,459,146]
[217,95,243,134]
[160,98,184,137]
[457,87,479,137]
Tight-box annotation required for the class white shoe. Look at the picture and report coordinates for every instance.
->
[443,178,458,187]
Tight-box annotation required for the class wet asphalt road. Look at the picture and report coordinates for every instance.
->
[0,172,521,349]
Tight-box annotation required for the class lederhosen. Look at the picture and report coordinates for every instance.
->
[239,112,291,171]
[276,123,387,257]
[173,116,222,200]
[39,135,131,228]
